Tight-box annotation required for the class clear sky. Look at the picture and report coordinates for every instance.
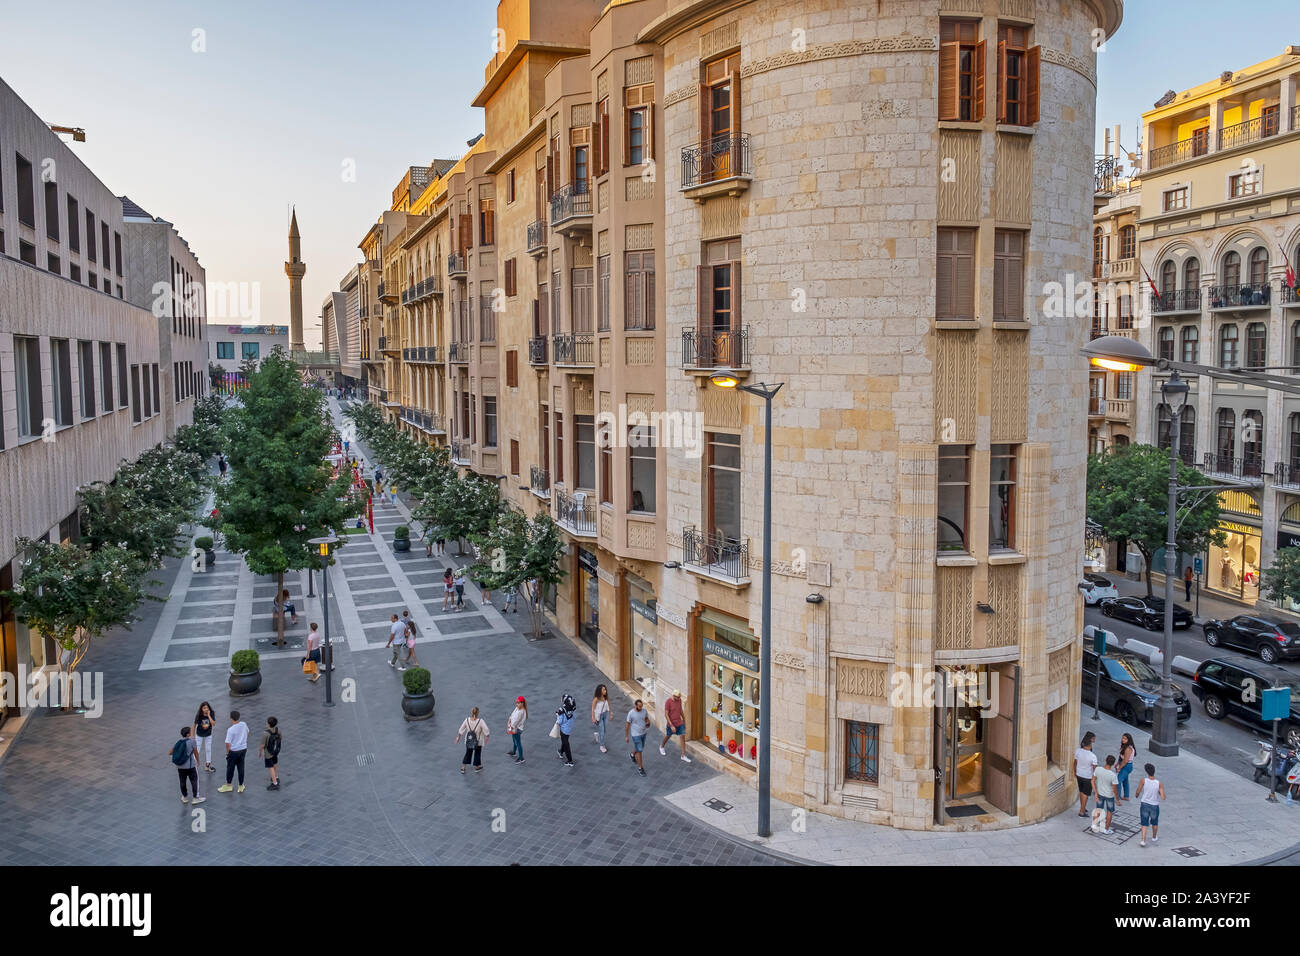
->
[0,0,1292,347]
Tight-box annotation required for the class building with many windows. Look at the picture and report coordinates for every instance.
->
[350,0,1122,830]
[207,324,288,373]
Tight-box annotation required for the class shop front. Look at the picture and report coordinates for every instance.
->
[627,574,658,702]
[576,548,599,652]
[933,663,1019,822]
[1275,502,1300,611]
[698,609,760,768]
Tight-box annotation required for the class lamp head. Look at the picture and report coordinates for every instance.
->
[709,369,740,389]
[1081,335,1154,373]
[1161,370,1190,412]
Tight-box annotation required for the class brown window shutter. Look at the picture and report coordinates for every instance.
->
[485,210,494,246]
[459,214,472,253]
[697,265,710,336]
[1026,45,1041,125]
[956,234,974,319]
[646,103,655,162]
[996,40,1008,124]
[973,40,986,122]
[1006,249,1023,320]
[602,101,611,170]
[730,259,743,331]
[546,154,554,199]
[532,298,541,337]
[623,106,632,167]
[936,233,953,319]
[699,67,711,143]
[591,122,601,175]
[938,43,959,121]
[729,69,742,172]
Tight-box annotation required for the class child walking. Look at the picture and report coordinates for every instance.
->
[259,716,282,791]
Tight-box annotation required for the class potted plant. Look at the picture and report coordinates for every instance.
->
[401,666,435,720]
[229,649,262,696]
[393,525,411,552]
[194,535,216,568]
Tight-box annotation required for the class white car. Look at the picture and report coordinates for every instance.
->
[1080,573,1119,606]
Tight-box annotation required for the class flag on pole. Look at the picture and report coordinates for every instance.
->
[1141,263,1161,303]
[1282,243,1297,291]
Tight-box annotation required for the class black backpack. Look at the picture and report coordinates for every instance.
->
[170,739,190,766]
[465,719,480,749]
[266,731,281,757]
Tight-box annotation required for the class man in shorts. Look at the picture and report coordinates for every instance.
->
[1092,754,1119,834]
[626,699,650,777]
[658,689,692,763]
[1072,731,1098,817]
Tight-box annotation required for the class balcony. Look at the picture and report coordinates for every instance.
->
[1101,258,1137,281]
[555,488,596,537]
[550,183,592,234]
[377,335,387,352]
[681,132,753,202]
[526,220,547,256]
[552,332,594,367]
[528,336,548,366]
[681,526,750,585]
[1202,453,1263,483]
[1088,397,1107,419]
[448,253,468,279]
[1208,284,1271,310]
[379,336,399,355]
[1283,284,1300,307]
[373,387,388,404]
[1150,289,1202,314]
[529,466,550,501]
[378,280,397,304]
[1105,398,1132,422]
[479,298,497,343]
[450,440,470,465]
[682,327,749,371]
[1275,462,1300,489]
[415,276,441,301]
[1147,133,1209,171]
[1218,113,1281,152]
[449,342,470,364]
[399,408,446,435]
[359,305,369,319]
[1090,326,1137,340]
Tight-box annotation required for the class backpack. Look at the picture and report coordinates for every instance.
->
[170,739,190,766]
[465,719,480,749]
[266,731,282,757]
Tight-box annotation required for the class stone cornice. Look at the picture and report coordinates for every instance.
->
[1041,46,1097,89]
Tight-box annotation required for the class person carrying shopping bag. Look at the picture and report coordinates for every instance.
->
[555,694,577,767]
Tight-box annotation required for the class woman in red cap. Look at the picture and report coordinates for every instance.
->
[506,696,528,763]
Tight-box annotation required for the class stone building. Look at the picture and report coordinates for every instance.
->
[351,0,1122,831]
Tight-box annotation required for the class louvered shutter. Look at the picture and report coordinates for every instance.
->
[646,103,655,162]
[938,43,960,121]
[973,40,986,122]
[997,40,1008,124]
[1026,45,1041,125]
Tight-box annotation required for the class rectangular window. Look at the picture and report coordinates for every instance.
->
[44,180,59,240]
[596,96,610,175]
[142,365,152,419]
[936,228,976,321]
[504,257,517,297]
[989,444,1018,551]
[479,197,495,246]
[50,338,73,428]
[152,364,160,415]
[572,146,588,193]
[1116,372,1133,401]
[506,169,515,205]
[1247,323,1267,368]
[70,263,80,282]
[996,24,1040,126]
[939,19,984,122]
[114,232,122,276]
[845,721,880,784]
[1229,170,1260,198]
[483,396,497,448]
[1163,187,1188,212]
[19,239,36,265]
[993,229,1025,322]
[597,255,610,332]
[217,341,235,360]
[101,223,110,273]
[937,445,971,551]
[47,253,61,275]
[541,405,551,478]
[14,336,43,438]
[575,414,595,489]
[78,340,95,419]
[16,153,35,227]
[551,271,562,334]
[630,426,656,514]
[555,412,564,485]
[624,85,654,167]
[131,366,142,423]
[241,341,260,361]
[66,195,79,252]
[505,349,518,388]
[701,54,741,181]
[116,343,128,407]
[626,251,655,330]
[99,342,113,412]
[85,210,96,262]
[572,267,593,334]
[510,439,520,477]
[706,432,741,541]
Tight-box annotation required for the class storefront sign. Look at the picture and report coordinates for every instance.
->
[630,598,657,624]
[577,548,598,574]
[703,637,758,673]
[1278,530,1300,551]
[657,605,686,629]
[1218,520,1259,536]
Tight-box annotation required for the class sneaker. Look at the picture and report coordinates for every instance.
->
[638,768,646,777]
[474,766,482,773]
[191,796,206,805]
[1139,839,1147,847]
[1151,834,1158,843]
[217,784,233,793]
[514,757,524,764]
[267,783,278,791]
[397,666,407,672]
[681,754,692,763]
[237,785,245,793]
[205,764,216,773]
[388,659,395,668]
[659,745,666,756]
[564,762,574,767]
[630,753,637,764]
[600,746,607,753]
[1103,828,1114,835]
[505,751,517,757]
[460,766,466,774]
[181,795,189,804]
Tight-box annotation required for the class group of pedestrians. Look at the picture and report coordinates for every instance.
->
[441,567,468,611]
[386,610,421,670]
[168,703,283,801]
[1073,730,1167,847]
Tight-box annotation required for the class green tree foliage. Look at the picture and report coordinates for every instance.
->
[81,444,206,568]
[173,394,227,462]
[470,509,567,639]
[1261,546,1300,608]
[216,353,360,643]
[1087,444,1225,596]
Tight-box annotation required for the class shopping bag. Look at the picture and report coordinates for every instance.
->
[549,721,561,739]
[303,660,319,676]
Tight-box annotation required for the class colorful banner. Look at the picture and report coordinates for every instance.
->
[226,325,288,335]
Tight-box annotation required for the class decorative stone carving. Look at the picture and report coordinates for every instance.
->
[991,330,1028,443]
[987,564,1022,648]
[625,223,654,250]
[700,20,739,60]
[626,177,654,202]
[702,386,741,429]
[625,338,655,366]
[702,196,742,241]
[775,652,805,670]
[664,84,697,108]
[1041,47,1097,88]
[627,520,655,550]
[625,55,654,86]
[934,329,977,443]
[837,661,889,701]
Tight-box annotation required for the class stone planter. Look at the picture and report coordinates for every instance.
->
[203,549,216,568]
[228,669,262,697]
[401,690,435,721]
[393,537,411,552]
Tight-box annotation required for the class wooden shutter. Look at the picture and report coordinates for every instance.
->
[956,231,974,319]
[458,214,472,253]
[506,350,518,387]
[730,260,743,331]
[729,69,742,173]
[511,440,520,476]
[973,40,986,122]
[646,103,655,161]
[546,152,554,199]
[996,40,1008,124]
[603,100,611,170]
[697,265,710,337]
[483,206,495,246]
[937,229,954,318]
[699,68,711,144]
[591,121,601,175]
[938,43,960,121]
[623,105,632,167]
[532,298,541,337]
[1026,45,1041,125]
[505,258,515,297]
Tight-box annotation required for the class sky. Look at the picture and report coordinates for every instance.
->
[0,0,1293,348]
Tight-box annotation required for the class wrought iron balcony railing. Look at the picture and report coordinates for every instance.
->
[1218,113,1280,152]
[449,342,469,363]
[448,252,467,277]
[550,182,592,227]
[1147,133,1209,170]
[1283,284,1300,306]
[1208,284,1272,309]
[527,219,547,254]
[682,327,749,369]
[552,332,594,366]
[555,488,596,536]
[1202,452,1262,480]
[1150,289,1201,313]
[681,132,753,190]
[528,336,548,366]
[681,526,749,582]
[529,466,550,499]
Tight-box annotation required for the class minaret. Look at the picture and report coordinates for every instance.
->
[285,208,307,352]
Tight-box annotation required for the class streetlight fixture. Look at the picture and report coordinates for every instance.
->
[308,534,340,707]
[709,368,784,839]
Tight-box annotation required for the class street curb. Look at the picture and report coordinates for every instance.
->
[654,794,817,866]
[1240,839,1300,866]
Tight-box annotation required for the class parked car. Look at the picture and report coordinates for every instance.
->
[1098,595,1194,630]
[1191,658,1300,750]
[1079,573,1119,606]
[1082,649,1191,726]
[1201,614,1300,665]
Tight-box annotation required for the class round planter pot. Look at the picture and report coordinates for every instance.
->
[203,549,216,568]
[401,690,435,721]
[393,538,411,552]
[228,669,262,697]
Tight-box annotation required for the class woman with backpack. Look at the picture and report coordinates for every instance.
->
[191,701,217,773]
[455,707,489,774]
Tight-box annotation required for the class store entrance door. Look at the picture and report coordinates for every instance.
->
[984,664,1019,815]
[933,671,947,825]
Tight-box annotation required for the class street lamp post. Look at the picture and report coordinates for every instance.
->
[309,535,339,707]
[1152,371,1189,756]
[710,369,783,839]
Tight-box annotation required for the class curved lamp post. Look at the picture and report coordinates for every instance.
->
[710,369,783,839]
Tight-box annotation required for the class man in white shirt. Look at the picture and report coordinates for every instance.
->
[386,613,409,671]
[1071,731,1098,817]
[1092,754,1120,834]
[217,710,250,794]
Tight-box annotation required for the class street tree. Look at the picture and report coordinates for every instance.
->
[1261,546,1300,609]
[470,509,567,639]
[1087,444,1225,597]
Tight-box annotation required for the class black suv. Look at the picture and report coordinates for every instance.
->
[1201,614,1300,664]
[1099,595,1194,630]
[1192,658,1300,750]
[1082,649,1191,726]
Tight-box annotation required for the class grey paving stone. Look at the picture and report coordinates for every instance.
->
[178,602,236,620]
[171,620,237,639]
[164,641,230,662]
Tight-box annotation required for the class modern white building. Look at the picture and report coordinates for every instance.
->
[207,323,288,374]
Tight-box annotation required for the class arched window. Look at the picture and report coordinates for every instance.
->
[1247,322,1267,368]
[1114,434,1130,450]
[1180,406,1196,464]
[1219,324,1239,367]
[1158,326,1175,361]
[1181,325,1199,363]
[1119,225,1136,260]
[1224,250,1241,288]
[1216,407,1236,465]
[1183,257,1200,290]
[1157,403,1172,450]
[1160,259,1177,295]
[1243,409,1263,477]
[1250,247,1269,287]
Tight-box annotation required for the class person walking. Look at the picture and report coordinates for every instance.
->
[591,684,611,753]
[455,707,489,774]
[423,525,435,558]
[1072,731,1098,817]
[217,710,249,794]
[1115,732,1137,804]
[555,694,577,767]
[658,689,692,762]
[259,717,282,791]
[217,455,227,478]
[386,613,408,670]
[502,585,519,614]
[479,576,493,608]
[435,529,446,557]
[403,614,420,667]
[442,568,455,612]
[626,699,650,776]
[1093,755,1119,834]
[1183,565,1194,602]
[191,701,217,773]
[301,622,322,682]
[1136,763,1166,847]
[506,696,528,763]
[169,726,206,805]
[453,568,467,611]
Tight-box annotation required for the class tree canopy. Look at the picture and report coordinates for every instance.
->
[1260,546,1300,608]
